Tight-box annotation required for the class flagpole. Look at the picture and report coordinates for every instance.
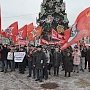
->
[19,40,21,51]
[26,37,29,53]
[34,37,35,46]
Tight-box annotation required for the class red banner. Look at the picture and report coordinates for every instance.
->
[16,40,29,46]
[61,7,90,50]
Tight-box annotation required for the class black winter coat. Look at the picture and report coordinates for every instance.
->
[53,52,62,67]
[1,47,9,60]
[64,55,73,72]
[87,49,90,61]
[33,51,46,69]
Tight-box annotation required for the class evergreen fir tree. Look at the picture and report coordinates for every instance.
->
[37,0,69,41]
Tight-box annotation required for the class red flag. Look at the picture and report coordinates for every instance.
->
[1,31,7,37]
[35,26,42,37]
[1,29,10,38]
[27,23,34,41]
[28,33,35,41]
[52,29,64,40]
[27,24,42,41]
[58,29,71,45]
[17,40,29,46]
[40,39,48,45]
[27,23,34,32]
[58,34,64,39]
[75,7,90,23]
[61,30,86,50]
[52,29,60,40]
[7,21,18,36]
[75,7,90,32]
[64,29,71,42]
[61,7,90,50]
[12,35,17,43]
[18,25,27,39]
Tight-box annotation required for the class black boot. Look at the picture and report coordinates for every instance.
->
[68,72,71,77]
[65,71,67,77]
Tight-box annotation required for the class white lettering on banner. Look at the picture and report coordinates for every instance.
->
[14,52,26,62]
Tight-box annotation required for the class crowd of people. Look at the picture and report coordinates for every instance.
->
[0,44,90,82]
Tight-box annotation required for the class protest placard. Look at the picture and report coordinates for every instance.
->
[14,52,26,62]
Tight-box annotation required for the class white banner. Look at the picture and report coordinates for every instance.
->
[14,52,26,62]
[7,52,13,60]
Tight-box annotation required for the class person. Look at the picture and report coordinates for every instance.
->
[72,47,81,73]
[42,48,49,80]
[7,45,11,69]
[27,45,35,78]
[1,44,9,73]
[64,51,73,77]
[32,48,37,79]
[80,46,87,72]
[61,49,67,71]
[14,45,19,68]
[18,47,26,74]
[53,47,62,76]
[7,46,15,72]
[86,46,90,72]
[49,47,55,74]
[33,45,46,82]
[83,46,87,69]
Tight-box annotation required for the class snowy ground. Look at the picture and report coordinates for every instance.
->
[0,68,90,90]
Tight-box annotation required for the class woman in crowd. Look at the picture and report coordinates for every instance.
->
[72,46,81,73]
[64,50,73,77]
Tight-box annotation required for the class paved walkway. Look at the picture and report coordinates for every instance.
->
[0,69,90,90]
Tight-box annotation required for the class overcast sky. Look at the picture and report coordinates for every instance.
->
[1,0,90,29]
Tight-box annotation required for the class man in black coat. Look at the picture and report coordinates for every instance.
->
[33,45,46,82]
[53,47,62,76]
[1,44,9,73]
[27,45,36,78]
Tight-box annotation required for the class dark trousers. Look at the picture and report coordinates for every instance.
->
[36,68,43,81]
[65,71,71,77]
[10,60,15,71]
[15,62,18,68]
[1,60,8,72]
[88,60,90,71]
[47,64,52,75]
[54,67,59,76]
[18,62,25,74]
[62,60,65,70]
[28,61,32,76]
[85,57,87,69]
[28,60,36,78]
[7,60,15,71]
[33,67,36,78]
[7,60,11,69]
[43,66,48,79]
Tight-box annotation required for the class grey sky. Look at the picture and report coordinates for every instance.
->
[1,0,90,29]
